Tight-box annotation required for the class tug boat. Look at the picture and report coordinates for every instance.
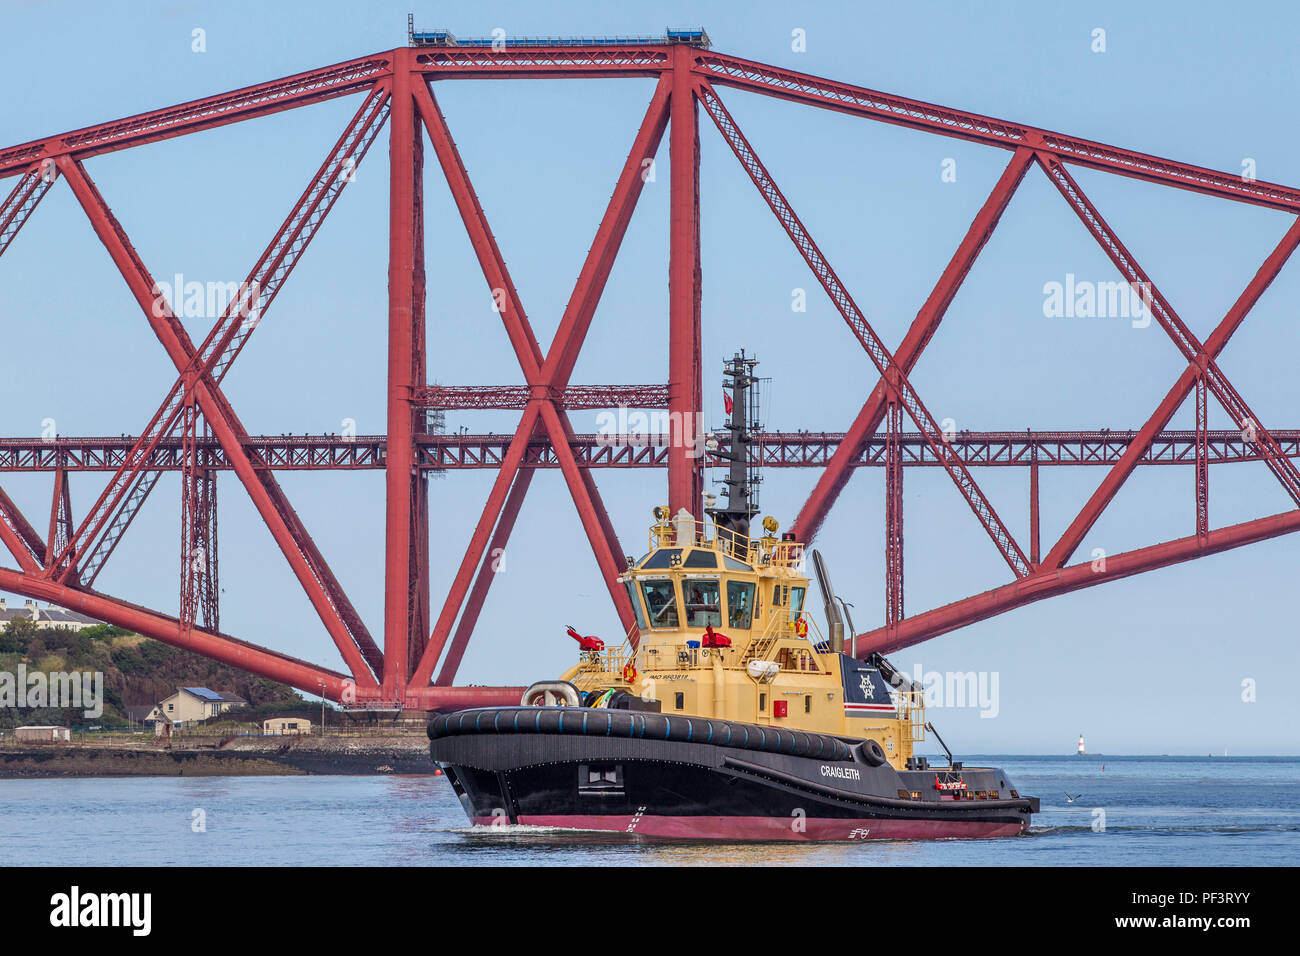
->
[429,353,1039,840]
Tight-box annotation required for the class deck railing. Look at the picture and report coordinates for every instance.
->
[647,518,806,571]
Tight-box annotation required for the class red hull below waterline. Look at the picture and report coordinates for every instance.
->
[472,815,1028,841]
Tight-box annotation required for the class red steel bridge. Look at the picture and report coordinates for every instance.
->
[4,31,1300,710]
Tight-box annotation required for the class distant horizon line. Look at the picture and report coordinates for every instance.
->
[921,752,1300,759]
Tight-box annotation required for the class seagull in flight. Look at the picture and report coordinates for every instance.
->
[1064,792,1083,804]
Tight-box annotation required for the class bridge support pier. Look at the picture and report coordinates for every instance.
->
[668,45,703,520]
[383,50,430,702]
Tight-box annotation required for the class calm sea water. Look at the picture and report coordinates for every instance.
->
[2,756,1296,866]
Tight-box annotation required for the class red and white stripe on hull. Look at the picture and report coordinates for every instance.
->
[843,703,896,714]
[471,814,1027,841]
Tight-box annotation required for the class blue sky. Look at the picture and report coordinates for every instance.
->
[2,0,1298,753]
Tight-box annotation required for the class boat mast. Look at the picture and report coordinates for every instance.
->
[707,351,761,543]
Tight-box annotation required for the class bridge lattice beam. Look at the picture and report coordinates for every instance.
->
[3,430,1297,471]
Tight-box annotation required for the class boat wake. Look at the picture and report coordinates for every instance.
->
[1027,823,1300,836]
[448,823,632,842]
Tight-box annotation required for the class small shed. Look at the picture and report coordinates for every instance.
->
[263,717,311,736]
[15,725,71,743]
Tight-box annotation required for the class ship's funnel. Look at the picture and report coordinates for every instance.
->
[811,549,844,654]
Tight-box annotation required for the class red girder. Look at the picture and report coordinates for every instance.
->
[1038,162,1300,569]
[0,564,354,697]
[46,87,393,686]
[0,166,54,258]
[1196,376,1209,542]
[0,485,43,573]
[1038,156,1300,513]
[8,41,1294,211]
[406,72,670,685]
[411,384,670,410]
[1029,457,1041,566]
[856,508,1300,657]
[3,430,1300,471]
[669,47,704,519]
[2,40,1299,709]
[434,469,535,687]
[692,51,1300,212]
[44,466,74,573]
[698,79,1030,578]
[53,146,385,688]
[884,402,904,632]
[0,56,393,178]
[384,51,428,695]
[59,86,393,587]
[792,147,1034,545]
[179,412,219,634]
[415,46,670,79]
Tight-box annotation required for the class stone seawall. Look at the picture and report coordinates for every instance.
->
[0,735,434,777]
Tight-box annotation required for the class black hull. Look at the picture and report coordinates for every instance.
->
[429,707,1037,841]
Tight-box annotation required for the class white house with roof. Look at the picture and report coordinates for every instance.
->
[0,597,99,632]
[145,686,248,730]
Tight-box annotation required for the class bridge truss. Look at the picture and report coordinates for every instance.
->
[3,38,1299,708]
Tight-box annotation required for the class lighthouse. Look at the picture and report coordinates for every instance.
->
[1076,734,1086,755]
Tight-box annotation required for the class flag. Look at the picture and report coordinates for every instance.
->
[723,392,734,415]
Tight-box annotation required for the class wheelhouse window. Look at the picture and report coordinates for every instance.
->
[682,577,722,628]
[624,580,648,629]
[640,549,681,570]
[683,549,718,569]
[726,580,756,629]
[640,579,680,628]
[788,586,806,624]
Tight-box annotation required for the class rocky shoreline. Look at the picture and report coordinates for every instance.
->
[0,735,436,778]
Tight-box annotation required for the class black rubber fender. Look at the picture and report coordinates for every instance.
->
[858,738,888,767]
[428,706,855,762]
